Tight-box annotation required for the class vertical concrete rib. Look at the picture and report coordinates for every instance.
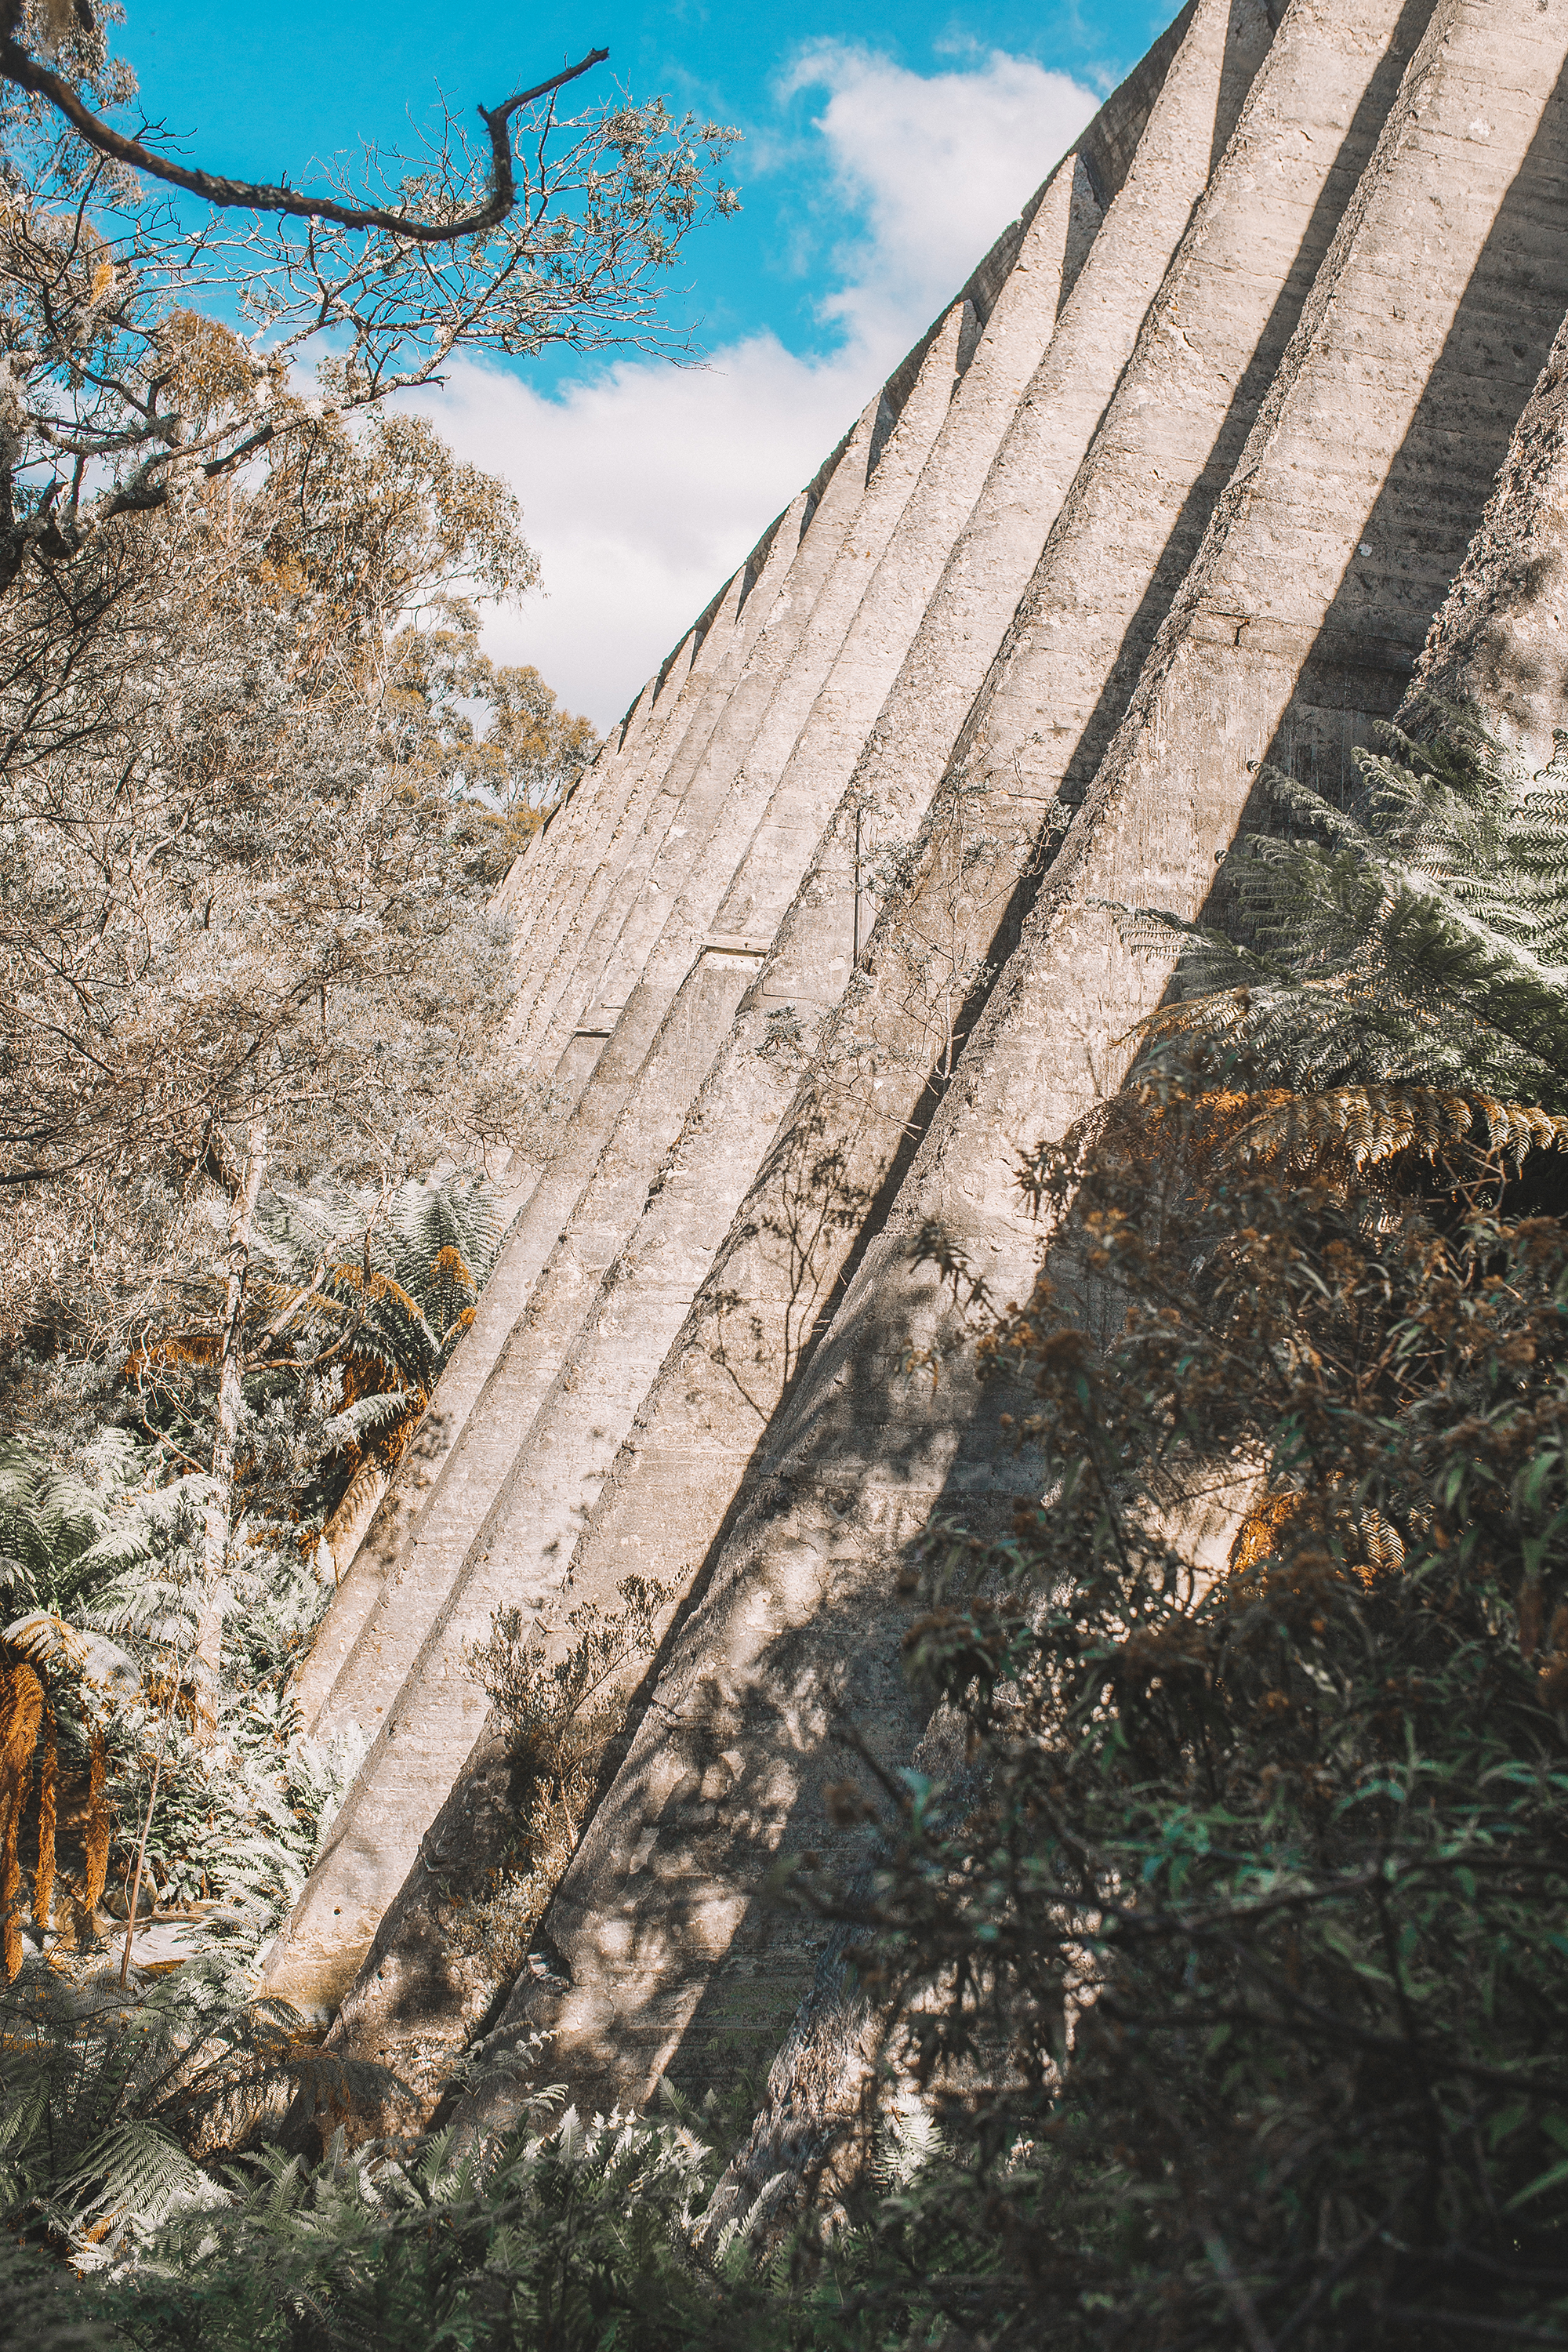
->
[263,0,1275,2022]
[563,493,808,1013]
[504,499,810,1073]
[492,678,651,933]
[502,640,688,949]
[498,626,704,1053]
[1404,308,1568,764]
[297,309,967,1762]
[521,304,973,1181]
[509,397,891,1087]
[512,532,797,1112]
[456,0,1568,2120]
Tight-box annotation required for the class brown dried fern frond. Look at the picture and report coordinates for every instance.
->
[32,1703,54,1941]
[1050,1083,1301,1194]
[81,1726,110,1917]
[1234,1087,1568,1174]
[1228,1486,1404,1589]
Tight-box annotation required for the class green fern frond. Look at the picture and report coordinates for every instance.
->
[0,1443,112,1614]
[59,2115,203,2230]
[318,1389,419,1451]
[1116,711,1568,1154]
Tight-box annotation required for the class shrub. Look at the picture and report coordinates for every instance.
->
[798,1061,1568,2348]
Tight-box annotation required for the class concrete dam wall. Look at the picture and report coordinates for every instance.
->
[263,0,1568,2130]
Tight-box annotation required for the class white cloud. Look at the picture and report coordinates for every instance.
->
[412,46,1096,730]
[412,335,873,729]
[781,45,1099,357]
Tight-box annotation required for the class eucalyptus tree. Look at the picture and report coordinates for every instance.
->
[0,427,551,1697]
[0,0,737,588]
[0,0,728,1678]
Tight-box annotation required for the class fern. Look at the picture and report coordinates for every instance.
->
[123,2092,727,2351]
[242,1172,503,1516]
[1113,710,1568,1169]
[0,1956,318,2259]
[0,1439,130,1617]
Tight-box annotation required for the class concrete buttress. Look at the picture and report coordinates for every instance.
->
[458,0,1568,2121]
[265,0,1271,2031]
[272,0,1568,2136]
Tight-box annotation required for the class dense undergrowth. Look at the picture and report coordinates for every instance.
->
[3,1054,1566,2349]
[0,8,1562,2313]
[806,1071,1568,2347]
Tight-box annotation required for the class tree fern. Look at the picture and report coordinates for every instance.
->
[246,1171,503,1478]
[1113,711,1568,1169]
[0,1956,311,2256]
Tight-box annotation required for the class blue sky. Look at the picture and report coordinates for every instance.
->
[125,2,1177,721]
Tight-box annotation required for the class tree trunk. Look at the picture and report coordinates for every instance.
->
[32,1700,55,1943]
[197,1120,266,1741]
[0,1660,42,1980]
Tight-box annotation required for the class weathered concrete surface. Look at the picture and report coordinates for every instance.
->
[271,6,1223,2017]
[505,485,837,1096]
[507,398,892,1094]
[1406,308,1568,766]
[296,314,965,1762]
[535,505,804,1050]
[280,0,1568,2124]
[414,0,1361,1812]
[461,0,1568,2121]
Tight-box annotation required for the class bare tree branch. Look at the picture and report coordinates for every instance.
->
[0,20,610,242]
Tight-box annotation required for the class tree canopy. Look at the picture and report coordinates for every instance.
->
[0,0,737,586]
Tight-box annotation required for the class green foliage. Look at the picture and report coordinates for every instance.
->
[0,1426,354,1958]
[0,2231,118,2351]
[119,1169,505,1553]
[456,1578,671,1983]
[247,1170,503,1489]
[116,2100,731,2352]
[28,1074,1568,2352]
[252,1169,503,1414]
[2,2057,797,2352]
[0,1439,119,1617]
[0,1955,307,2258]
[800,1067,1568,2348]
[97,1675,352,1940]
[1116,711,1568,1167]
[0,1980,885,2352]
